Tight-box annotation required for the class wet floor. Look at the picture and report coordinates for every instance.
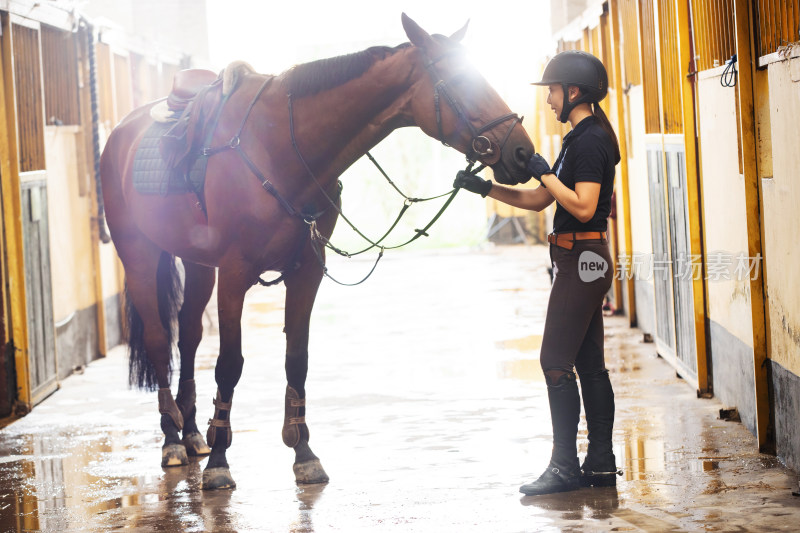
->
[1,245,798,532]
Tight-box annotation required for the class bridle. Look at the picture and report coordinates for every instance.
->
[424,49,523,166]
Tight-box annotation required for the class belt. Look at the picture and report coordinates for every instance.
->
[547,231,607,250]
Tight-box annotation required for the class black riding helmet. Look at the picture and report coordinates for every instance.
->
[532,50,608,123]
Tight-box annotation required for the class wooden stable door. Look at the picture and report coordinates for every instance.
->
[10,17,58,404]
[20,173,57,403]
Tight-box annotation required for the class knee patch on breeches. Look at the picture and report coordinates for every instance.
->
[544,369,577,387]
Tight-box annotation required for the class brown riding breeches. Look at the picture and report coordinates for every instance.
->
[540,239,614,380]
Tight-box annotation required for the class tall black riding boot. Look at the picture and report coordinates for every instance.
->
[579,370,621,487]
[520,372,581,496]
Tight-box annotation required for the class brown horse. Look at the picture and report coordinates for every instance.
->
[100,13,534,490]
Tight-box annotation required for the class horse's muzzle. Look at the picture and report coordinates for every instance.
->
[492,144,533,185]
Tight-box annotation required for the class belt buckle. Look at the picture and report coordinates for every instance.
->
[554,233,574,250]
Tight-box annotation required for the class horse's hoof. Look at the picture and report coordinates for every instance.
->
[161,443,189,467]
[182,432,211,456]
[202,467,237,490]
[293,459,329,484]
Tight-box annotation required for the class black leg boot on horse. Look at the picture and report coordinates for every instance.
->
[520,371,581,496]
[579,369,621,487]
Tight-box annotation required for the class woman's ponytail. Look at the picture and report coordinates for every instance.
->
[592,103,621,164]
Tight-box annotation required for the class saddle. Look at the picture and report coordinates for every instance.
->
[159,69,226,173]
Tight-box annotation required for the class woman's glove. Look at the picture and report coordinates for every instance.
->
[526,153,551,184]
[453,170,492,197]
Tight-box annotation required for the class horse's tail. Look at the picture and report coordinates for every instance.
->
[126,251,184,391]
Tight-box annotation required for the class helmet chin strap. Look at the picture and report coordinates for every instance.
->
[558,83,592,123]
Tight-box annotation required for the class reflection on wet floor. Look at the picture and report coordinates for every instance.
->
[496,359,545,382]
[496,334,543,353]
[496,335,544,381]
[619,435,666,480]
[1,247,798,532]
[0,429,170,531]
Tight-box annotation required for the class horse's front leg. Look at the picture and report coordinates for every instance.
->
[283,259,329,484]
[202,260,250,490]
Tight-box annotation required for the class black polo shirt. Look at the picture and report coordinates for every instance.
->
[550,115,618,233]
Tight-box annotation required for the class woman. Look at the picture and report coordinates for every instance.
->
[454,50,621,496]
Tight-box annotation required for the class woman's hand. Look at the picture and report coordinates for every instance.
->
[453,171,493,197]
[526,154,552,185]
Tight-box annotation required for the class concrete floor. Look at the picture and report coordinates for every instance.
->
[1,245,798,532]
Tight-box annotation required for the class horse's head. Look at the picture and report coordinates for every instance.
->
[401,13,534,185]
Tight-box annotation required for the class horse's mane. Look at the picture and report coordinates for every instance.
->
[283,43,412,97]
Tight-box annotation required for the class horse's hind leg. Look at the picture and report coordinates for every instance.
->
[175,261,216,457]
[121,243,188,468]
[283,260,329,484]
[101,129,187,467]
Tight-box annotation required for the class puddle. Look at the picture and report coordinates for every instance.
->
[495,335,544,381]
[0,429,173,532]
[496,334,543,353]
[617,433,666,480]
[497,359,545,381]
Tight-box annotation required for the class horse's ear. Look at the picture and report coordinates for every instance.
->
[402,13,434,49]
[450,19,469,43]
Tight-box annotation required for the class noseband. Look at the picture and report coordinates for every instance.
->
[425,51,522,165]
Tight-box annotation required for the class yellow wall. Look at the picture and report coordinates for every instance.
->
[100,243,124,301]
[625,87,654,267]
[761,55,800,375]
[607,85,628,258]
[45,126,96,320]
[45,123,124,349]
[695,69,754,347]
[96,121,126,303]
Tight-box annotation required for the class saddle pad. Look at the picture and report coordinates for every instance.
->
[132,121,209,196]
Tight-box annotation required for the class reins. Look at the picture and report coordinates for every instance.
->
[288,93,478,286]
